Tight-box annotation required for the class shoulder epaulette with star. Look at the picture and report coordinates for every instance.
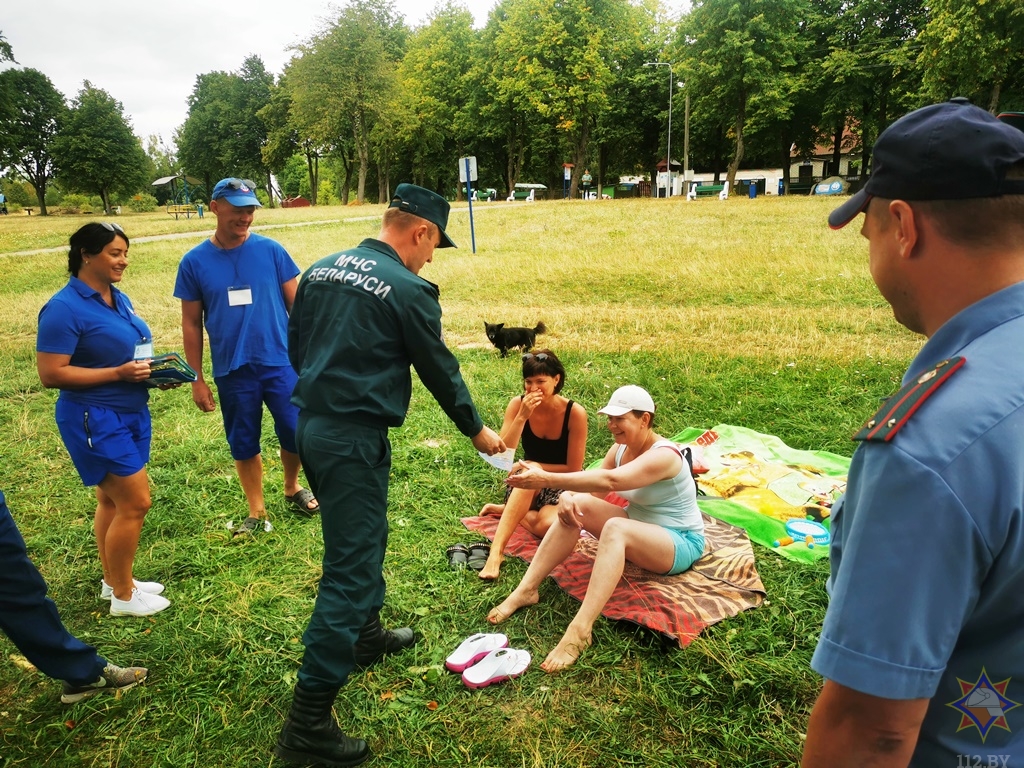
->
[853,356,966,442]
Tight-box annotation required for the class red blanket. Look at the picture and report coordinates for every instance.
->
[461,512,765,648]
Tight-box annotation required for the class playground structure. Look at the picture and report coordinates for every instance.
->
[152,175,205,219]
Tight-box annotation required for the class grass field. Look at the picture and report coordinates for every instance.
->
[0,197,919,767]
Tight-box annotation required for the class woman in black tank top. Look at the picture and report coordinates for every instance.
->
[477,350,587,580]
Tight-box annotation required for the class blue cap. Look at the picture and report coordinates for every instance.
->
[829,98,1024,230]
[211,178,262,208]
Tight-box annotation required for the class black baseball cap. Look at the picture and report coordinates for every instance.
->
[829,97,1024,230]
[388,183,456,248]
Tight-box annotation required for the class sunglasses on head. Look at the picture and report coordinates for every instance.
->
[224,179,258,191]
[100,222,125,235]
[522,353,550,362]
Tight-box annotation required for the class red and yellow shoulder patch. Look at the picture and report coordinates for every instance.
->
[854,356,966,442]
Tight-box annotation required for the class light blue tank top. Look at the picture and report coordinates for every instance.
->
[614,440,703,533]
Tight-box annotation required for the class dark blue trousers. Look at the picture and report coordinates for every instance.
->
[0,490,105,686]
[295,416,391,691]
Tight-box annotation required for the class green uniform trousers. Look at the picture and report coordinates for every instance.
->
[295,413,391,691]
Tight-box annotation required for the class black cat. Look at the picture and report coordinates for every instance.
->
[484,321,547,358]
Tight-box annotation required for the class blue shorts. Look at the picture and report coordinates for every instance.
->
[214,364,299,460]
[55,400,151,486]
[664,528,706,575]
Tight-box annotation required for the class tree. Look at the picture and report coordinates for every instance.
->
[52,82,149,215]
[679,0,807,192]
[392,2,478,194]
[176,71,235,193]
[288,1,401,203]
[143,135,178,204]
[918,0,1024,113]
[489,0,631,197]
[176,56,275,198]
[0,30,13,63]
[0,68,66,215]
[807,0,924,181]
[230,56,275,201]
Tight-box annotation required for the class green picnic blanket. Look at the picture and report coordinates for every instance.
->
[673,425,850,563]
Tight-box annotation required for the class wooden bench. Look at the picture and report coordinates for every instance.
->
[166,203,200,219]
[785,183,815,195]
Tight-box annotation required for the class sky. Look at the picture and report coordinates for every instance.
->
[1,0,504,148]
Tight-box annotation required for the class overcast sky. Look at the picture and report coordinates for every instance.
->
[1,0,502,147]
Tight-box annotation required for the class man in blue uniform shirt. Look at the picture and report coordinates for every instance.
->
[275,184,505,767]
[803,99,1024,766]
[175,178,317,536]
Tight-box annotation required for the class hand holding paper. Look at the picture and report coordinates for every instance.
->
[479,448,516,472]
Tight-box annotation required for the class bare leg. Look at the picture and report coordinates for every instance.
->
[96,469,152,601]
[281,448,317,511]
[479,488,539,580]
[93,487,116,585]
[542,515,677,673]
[480,503,504,518]
[487,512,581,624]
[235,454,266,519]
[521,504,558,538]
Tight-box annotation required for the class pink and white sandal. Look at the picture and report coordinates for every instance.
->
[461,647,531,689]
[445,633,509,673]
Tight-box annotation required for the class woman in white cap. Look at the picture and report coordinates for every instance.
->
[490,385,705,672]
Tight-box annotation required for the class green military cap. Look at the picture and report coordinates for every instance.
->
[389,184,456,248]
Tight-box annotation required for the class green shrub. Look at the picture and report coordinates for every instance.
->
[58,193,99,214]
[126,192,159,212]
[317,179,337,206]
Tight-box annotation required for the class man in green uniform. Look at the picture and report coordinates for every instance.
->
[276,183,505,767]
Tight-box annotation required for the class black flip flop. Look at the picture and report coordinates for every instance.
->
[446,544,470,569]
[467,542,491,571]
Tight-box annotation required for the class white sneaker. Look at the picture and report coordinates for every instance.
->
[109,588,171,617]
[101,579,165,600]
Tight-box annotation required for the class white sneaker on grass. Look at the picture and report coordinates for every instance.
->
[109,588,170,617]
[101,579,165,600]
[61,663,148,704]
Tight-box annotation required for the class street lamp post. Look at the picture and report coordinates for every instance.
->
[645,61,673,197]
[683,84,689,186]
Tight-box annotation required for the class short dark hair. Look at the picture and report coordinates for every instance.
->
[522,348,566,394]
[67,223,129,276]
[631,409,656,428]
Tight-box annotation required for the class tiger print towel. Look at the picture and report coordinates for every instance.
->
[461,512,765,648]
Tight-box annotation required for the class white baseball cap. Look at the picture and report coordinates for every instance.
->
[598,385,656,416]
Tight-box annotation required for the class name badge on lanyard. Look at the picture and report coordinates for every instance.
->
[134,338,154,360]
[228,285,253,306]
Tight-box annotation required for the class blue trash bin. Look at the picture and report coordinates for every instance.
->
[749,183,757,199]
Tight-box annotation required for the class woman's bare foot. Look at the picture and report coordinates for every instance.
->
[487,587,539,624]
[481,503,505,518]
[478,550,504,581]
[540,624,592,673]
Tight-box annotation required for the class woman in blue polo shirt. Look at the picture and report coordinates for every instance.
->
[36,223,170,618]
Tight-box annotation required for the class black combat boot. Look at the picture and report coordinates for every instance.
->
[352,611,416,669]
[274,685,371,767]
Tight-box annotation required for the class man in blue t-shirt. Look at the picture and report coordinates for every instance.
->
[174,178,318,536]
[802,100,1024,766]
